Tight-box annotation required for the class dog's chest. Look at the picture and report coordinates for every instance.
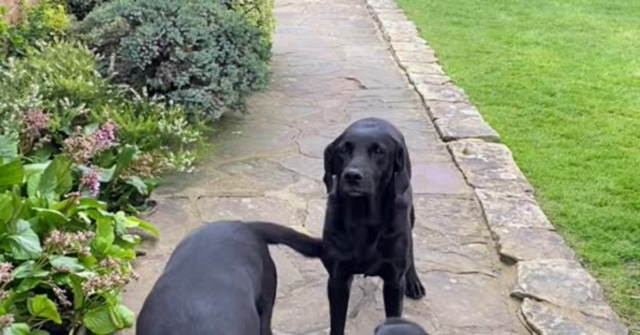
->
[329,225,400,275]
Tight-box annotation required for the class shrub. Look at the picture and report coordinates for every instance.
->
[0,41,118,139]
[0,137,158,334]
[0,0,70,59]
[78,0,271,120]
[217,0,276,44]
[63,0,111,20]
[0,41,204,211]
[0,9,9,59]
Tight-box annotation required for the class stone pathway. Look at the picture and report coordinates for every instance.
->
[122,0,628,334]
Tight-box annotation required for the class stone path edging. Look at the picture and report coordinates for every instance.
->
[364,0,629,333]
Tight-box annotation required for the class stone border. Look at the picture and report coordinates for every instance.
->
[364,0,629,333]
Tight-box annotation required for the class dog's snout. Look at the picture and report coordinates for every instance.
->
[344,169,364,184]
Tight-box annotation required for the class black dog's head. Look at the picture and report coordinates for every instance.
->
[323,118,410,198]
[374,318,428,335]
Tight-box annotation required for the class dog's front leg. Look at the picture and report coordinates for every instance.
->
[382,276,405,318]
[328,275,352,335]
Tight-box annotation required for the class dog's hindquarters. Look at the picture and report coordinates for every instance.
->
[137,223,278,335]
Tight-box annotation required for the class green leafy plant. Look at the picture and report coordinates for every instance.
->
[217,0,276,44]
[0,0,71,59]
[0,8,9,61]
[78,0,271,120]
[0,137,158,334]
[0,41,204,210]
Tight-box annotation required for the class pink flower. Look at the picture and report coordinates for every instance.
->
[81,169,101,197]
[0,314,14,328]
[52,285,71,307]
[0,263,13,284]
[23,109,50,140]
[95,121,117,144]
[63,121,119,164]
[44,230,95,254]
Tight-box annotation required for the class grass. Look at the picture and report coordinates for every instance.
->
[396,0,640,329]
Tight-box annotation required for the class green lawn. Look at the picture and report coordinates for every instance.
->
[396,0,640,330]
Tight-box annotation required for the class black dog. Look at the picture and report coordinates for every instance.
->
[375,318,429,335]
[136,221,322,335]
[322,118,425,335]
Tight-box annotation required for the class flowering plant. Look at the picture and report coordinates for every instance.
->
[0,41,204,213]
[0,137,158,334]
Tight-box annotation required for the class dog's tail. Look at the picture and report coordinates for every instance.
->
[247,221,322,258]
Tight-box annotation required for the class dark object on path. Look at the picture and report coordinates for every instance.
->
[375,318,429,334]
[321,118,426,335]
[136,221,323,335]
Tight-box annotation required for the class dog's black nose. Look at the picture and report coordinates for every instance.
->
[344,169,363,184]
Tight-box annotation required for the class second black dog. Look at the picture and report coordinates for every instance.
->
[322,118,425,335]
[136,221,322,335]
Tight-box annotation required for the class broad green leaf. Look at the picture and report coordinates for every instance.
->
[99,166,115,183]
[84,305,118,335]
[50,256,85,273]
[77,198,107,210]
[0,136,18,163]
[113,145,139,180]
[27,295,62,324]
[70,275,85,311]
[113,212,130,236]
[37,156,73,200]
[104,244,126,258]
[15,277,43,294]
[28,217,49,238]
[73,271,96,279]
[30,330,49,335]
[110,304,134,329]
[26,174,41,199]
[92,218,114,254]
[111,247,136,260]
[13,261,49,279]
[5,220,42,260]
[127,216,159,238]
[0,193,13,224]
[2,323,30,335]
[124,177,148,196]
[49,199,74,212]
[77,211,91,224]
[120,234,140,244]
[0,160,24,190]
[33,208,68,227]
[23,162,50,179]
[12,261,35,279]
[82,123,100,136]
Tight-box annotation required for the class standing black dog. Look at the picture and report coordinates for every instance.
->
[374,318,429,335]
[136,221,322,335]
[322,118,425,335]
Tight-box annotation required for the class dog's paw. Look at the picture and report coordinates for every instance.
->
[405,276,426,299]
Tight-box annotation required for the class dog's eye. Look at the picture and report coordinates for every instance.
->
[339,146,349,154]
[372,146,384,155]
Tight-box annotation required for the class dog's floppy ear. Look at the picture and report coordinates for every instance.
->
[393,140,411,194]
[323,141,336,193]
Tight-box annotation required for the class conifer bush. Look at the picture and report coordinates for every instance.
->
[78,0,271,120]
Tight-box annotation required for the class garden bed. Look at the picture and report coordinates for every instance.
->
[0,0,275,332]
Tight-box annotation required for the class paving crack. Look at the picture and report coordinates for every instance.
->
[420,266,498,279]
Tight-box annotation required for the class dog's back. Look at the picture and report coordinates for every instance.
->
[137,222,273,335]
[137,221,322,335]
